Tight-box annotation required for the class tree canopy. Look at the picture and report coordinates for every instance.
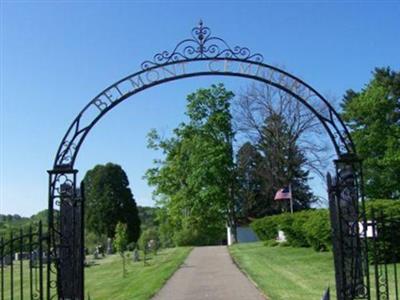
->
[341,67,400,199]
[146,84,235,245]
[83,163,141,243]
[234,83,318,221]
[236,113,316,221]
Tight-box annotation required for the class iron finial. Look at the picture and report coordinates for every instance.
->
[198,19,204,42]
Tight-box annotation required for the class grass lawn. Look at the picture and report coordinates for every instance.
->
[230,242,400,300]
[229,242,336,300]
[85,247,192,300]
[1,247,191,300]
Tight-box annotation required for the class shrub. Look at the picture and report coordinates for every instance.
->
[279,212,309,247]
[251,213,289,240]
[303,210,331,251]
[251,210,332,251]
[364,199,400,263]
[251,200,400,255]
[251,216,279,241]
[173,227,202,246]
[364,199,400,218]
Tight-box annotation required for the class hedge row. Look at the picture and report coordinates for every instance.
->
[251,199,400,253]
[251,209,331,251]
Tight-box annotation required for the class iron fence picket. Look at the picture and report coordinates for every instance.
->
[0,222,50,300]
[29,226,33,300]
[10,231,14,300]
[19,228,23,300]
[1,237,4,300]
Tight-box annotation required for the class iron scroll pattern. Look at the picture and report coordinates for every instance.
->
[47,170,83,300]
[141,20,264,70]
[329,157,372,300]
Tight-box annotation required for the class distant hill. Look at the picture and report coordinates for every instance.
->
[0,210,48,238]
[137,206,159,230]
[1,207,158,239]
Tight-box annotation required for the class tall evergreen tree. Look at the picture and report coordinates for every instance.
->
[258,113,316,212]
[236,142,264,220]
[236,113,316,219]
[341,67,400,199]
[83,163,141,243]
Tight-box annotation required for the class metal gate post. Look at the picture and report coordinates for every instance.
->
[328,154,369,300]
[48,168,84,300]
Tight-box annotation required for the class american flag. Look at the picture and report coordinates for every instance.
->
[274,186,292,201]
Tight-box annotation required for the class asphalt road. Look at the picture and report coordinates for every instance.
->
[152,246,266,300]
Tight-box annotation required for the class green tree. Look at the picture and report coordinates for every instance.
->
[146,84,235,245]
[83,163,141,243]
[236,113,316,219]
[113,222,128,277]
[236,142,264,220]
[341,67,400,199]
[258,113,316,212]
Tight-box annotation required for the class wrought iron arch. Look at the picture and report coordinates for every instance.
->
[47,21,369,300]
[53,22,355,169]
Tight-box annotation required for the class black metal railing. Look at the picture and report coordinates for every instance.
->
[0,221,51,300]
[368,210,400,300]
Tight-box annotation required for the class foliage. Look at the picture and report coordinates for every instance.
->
[341,67,400,199]
[114,222,129,254]
[278,211,310,247]
[235,142,265,220]
[85,231,108,254]
[156,207,175,248]
[0,210,49,240]
[146,84,235,246]
[251,210,331,251]
[250,214,284,241]
[114,222,129,277]
[139,227,160,252]
[235,113,317,221]
[252,200,400,255]
[137,206,159,230]
[364,199,400,263]
[235,82,324,221]
[83,163,141,243]
[302,210,331,251]
[364,199,400,218]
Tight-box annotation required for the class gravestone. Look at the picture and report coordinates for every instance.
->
[3,255,12,266]
[277,230,286,242]
[106,238,113,255]
[133,249,139,262]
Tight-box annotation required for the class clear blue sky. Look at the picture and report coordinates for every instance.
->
[1,1,399,216]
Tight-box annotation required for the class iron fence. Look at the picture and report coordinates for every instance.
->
[0,221,52,300]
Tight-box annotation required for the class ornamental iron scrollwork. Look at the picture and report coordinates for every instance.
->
[141,20,264,70]
[328,156,370,300]
[52,21,356,170]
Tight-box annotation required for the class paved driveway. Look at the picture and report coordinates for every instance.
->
[152,246,266,300]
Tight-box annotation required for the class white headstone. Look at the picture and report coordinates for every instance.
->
[277,230,286,242]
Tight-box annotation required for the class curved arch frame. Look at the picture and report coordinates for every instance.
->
[53,59,355,169]
[47,22,370,300]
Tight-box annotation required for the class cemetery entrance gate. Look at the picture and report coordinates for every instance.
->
[1,22,398,300]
